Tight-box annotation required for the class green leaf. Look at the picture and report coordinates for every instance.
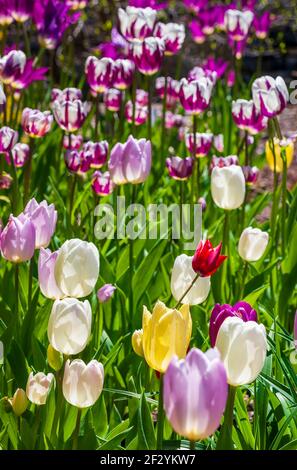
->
[137,392,156,450]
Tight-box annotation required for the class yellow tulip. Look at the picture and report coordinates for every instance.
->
[141,300,192,373]
[132,329,144,357]
[265,138,294,173]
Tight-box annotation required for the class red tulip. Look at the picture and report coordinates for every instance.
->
[192,239,227,277]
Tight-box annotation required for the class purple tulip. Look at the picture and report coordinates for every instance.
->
[0,50,47,90]
[232,99,267,135]
[252,76,289,119]
[9,0,33,22]
[125,100,148,126]
[229,37,248,60]
[97,284,116,302]
[209,301,257,347]
[224,9,254,42]
[185,132,213,158]
[154,22,185,56]
[253,11,270,39]
[108,135,151,185]
[242,166,259,185]
[0,0,13,25]
[104,88,122,112]
[82,141,109,169]
[118,6,157,43]
[188,66,217,84]
[163,348,228,441]
[85,56,115,94]
[64,150,91,174]
[166,156,193,180]
[135,89,148,106]
[0,172,13,189]
[63,134,83,150]
[21,107,53,138]
[156,76,180,108]
[92,171,115,197]
[132,37,165,75]
[199,7,217,35]
[52,96,89,132]
[203,57,228,79]
[227,70,236,87]
[179,78,213,115]
[11,143,30,167]
[38,248,64,299]
[0,126,18,153]
[165,111,183,129]
[0,213,36,262]
[189,20,206,44]
[24,198,57,249]
[113,59,135,90]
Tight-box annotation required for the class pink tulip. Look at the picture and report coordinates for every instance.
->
[0,213,35,262]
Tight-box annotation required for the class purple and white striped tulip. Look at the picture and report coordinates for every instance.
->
[132,37,165,75]
[185,132,213,158]
[85,56,115,94]
[252,76,289,119]
[118,6,156,43]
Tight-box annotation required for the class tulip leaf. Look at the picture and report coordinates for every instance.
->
[0,399,18,450]
[137,392,156,450]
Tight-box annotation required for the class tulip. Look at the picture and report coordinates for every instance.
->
[238,227,269,262]
[0,50,26,85]
[63,359,104,408]
[171,254,211,305]
[213,134,224,153]
[104,88,122,112]
[24,198,57,248]
[21,108,53,138]
[132,329,144,357]
[82,141,109,169]
[141,300,192,373]
[97,284,116,303]
[179,78,213,115]
[52,98,89,132]
[0,214,35,263]
[108,135,151,185]
[85,56,114,94]
[64,150,92,174]
[10,388,28,416]
[47,344,64,372]
[188,66,217,84]
[215,317,267,386]
[0,126,18,153]
[0,84,6,113]
[163,348,228,441]
[199,7,217,35]
[26,372,54,405]
[211,165,246,210]
[0,172,13,189]
[63,134,83,150]
[210,155,239,170]
[185,132,213,157]
[242,166,259,184]
[253,12,270,39]
[156,76,180,107]
[48,298,92,355]
[192,239,227,277]
[204,57,228,79]
[51,87,82,103]
[113,59,135,90]
[92,171,115,196]
[232,99,267,135]
[227,70,236,88]
[132,37,165,75]
[125,100,148,126]
[136,88,149,106]
[265,137,294,173]
[165,112,183,129]
[118,6,156,43]
[11,143,30,168]
[209,301,257,347]
[224,9,254,41]
[154,22,185,56]
[54,238,100,298]
[166,157,193,181]
[38,248,64,300]
[252,76,289,118]
[189,20,206,44]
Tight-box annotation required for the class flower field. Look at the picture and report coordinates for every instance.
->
[0,0,297,454]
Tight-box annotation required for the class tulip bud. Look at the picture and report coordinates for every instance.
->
[0,126,18,152]
[141,300,192,373]
[21,108,53,138]
[132,329,144,357]
[92,171,115,197]
[0,214,36,263]
[164,348,228,441]
[192,240,227,277]
[189,20,206,44]
[48,298,92,355]
[0,50,26,85]
[47,344,64,371]
[63,359,104,408]
[265,137,294,173]
[10,388,28,416]
[238,227,269,262]
[171,254,211,305]
[135,89,148,106]
[64,150,92,174]
[211,165,246,210]
[215,317,267,386]
[54,238,100,298]
[97,284,116,303]
[38,248,64,300]
[26,372,54,405]
[24,198,57,248]
[82,141,109,169]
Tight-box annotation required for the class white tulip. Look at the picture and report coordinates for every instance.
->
[54,238,99,298]
[171,254,211,305]
[48,298,92,355]
[238,227,269,262]
[211,165,246,210]
[215,317,267,386]
[26,372,54,405]
[63,359,104,408]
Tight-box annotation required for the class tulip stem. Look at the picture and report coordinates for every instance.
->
[131,72,137,135]
[156,374,164,450]
[23,139,34,206]
[268,121,278,242]
[72,408,82,450]
[129,185,137,320]
[239,261,249,299]
[69,174,77,225]
[147,76,152,141]
[15,264,19,336]
[175,273,200,309]
[216,385,236,450]
[160,75,168,159]
[280,148,287,258]
[95,94,100,141]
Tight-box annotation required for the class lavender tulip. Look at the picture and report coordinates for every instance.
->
[24,198,57,249]
[97,284,116,303]
[85,56,115,94]
[132,37,165,75]
[232,99,267,134]
[38,248,64,300]
[118,6,156,43]
[166,157,194,180]
[185,132,213,157]
[209,302,257,347]
[92,171,115,196]
[0,126,18,153]
[11,143,30,168]
[0,214,35,262]
[179,78,213,115]
[164,348,228,441]
[108,135,151,185]
[252,76,289,119]
[82,141,109,169]
[113,59,135,90]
